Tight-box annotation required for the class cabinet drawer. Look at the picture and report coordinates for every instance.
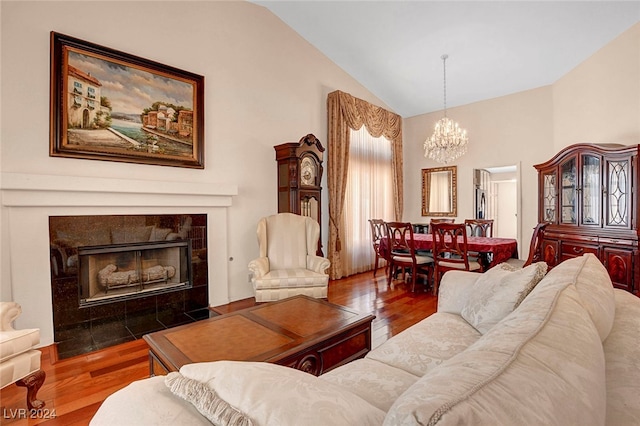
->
[560,242,599,259]
[598,237,634,247]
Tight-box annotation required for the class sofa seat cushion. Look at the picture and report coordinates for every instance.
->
[253,268,328,290]
[366,312,481,377]
[0,350,41,389]
[385,254,609,426]
[90,376,211,426]
[320,358,419,412]
[461,262,548,334]
[0,328,39,362]
[604,289,640,425]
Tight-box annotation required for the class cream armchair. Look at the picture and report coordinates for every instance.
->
[248,213,330,302]
[0,302,45,409]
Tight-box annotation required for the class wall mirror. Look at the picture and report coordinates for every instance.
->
[422,166,457,217]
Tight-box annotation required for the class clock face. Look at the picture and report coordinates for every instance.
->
[300,157,316,186]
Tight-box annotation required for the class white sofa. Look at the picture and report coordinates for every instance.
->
[91,254,640,425]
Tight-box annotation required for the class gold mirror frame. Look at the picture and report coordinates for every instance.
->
[422,166,457,217]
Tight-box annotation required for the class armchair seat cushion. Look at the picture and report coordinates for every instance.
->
[253,268,329,290]
[0,350,41,388]
[0,328,40,362]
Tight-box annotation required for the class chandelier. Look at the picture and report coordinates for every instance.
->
[423,54,468,164]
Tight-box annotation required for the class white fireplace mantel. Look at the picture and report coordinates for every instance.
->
[1,172,238,346]
[1,172,237,207]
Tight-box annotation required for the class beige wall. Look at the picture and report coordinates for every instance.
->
[553,23,640,150]
[0,1,389,310]
[404,22,640,259]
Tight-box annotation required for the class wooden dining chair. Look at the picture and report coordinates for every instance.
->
[464,219,494,267]
[385,222,433,292]
[523,222,551,267]
[368,219,387,277]
[464,219,494,237]
[506,221,552,268]
[431,222,482,295]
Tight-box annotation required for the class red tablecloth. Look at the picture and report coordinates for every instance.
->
[382,234,518,268]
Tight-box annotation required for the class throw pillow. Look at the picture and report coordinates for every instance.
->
[165,372,253,426]
[176,361,385,426]
[461,262,548,334]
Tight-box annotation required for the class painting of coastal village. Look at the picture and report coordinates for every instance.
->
[52,34,204,168]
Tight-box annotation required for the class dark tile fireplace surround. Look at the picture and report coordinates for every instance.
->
[49,214,214,359]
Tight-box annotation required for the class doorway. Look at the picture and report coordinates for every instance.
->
[493,180,517,238]
[474,165,521,254]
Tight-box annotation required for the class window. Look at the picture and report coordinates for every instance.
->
[343,126,394,275]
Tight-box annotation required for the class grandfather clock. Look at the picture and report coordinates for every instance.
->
[274,134,324,256]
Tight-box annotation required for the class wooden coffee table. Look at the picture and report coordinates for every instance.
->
[143,295,375,376]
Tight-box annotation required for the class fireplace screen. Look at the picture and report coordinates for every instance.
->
[78,240,192,307]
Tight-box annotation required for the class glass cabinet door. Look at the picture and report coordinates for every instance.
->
[541,171,557,222]
[605,158,630,227]
[560,157,577,224]
[581,155,601,226]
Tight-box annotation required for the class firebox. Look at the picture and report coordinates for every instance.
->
[78,240,192,307]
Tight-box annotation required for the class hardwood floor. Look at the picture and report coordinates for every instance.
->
[0,271,436,425]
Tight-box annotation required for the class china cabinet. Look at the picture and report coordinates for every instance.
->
[535,143,639,295]
[274,134,324,256]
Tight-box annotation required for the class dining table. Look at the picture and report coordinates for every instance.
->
[381,233,519,269]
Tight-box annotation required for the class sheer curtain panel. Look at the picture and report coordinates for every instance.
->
[343,127,394,275]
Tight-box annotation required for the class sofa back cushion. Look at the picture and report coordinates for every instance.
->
[563,254,616,341]
[460,261,548,334]
[604,289,640,425]
[384,254,612,426]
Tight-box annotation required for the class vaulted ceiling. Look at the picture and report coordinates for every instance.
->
[255,1,640,118]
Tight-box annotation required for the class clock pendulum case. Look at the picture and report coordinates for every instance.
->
[274,134,324,256]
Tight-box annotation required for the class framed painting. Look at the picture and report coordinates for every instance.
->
[50,32,204,168]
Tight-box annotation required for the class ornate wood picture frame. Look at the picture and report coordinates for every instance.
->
[422,166,457,217]
[50,32,204,168]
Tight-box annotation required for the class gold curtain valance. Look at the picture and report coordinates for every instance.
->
[334,90,402,145]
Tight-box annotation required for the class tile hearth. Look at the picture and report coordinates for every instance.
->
[55,304,216,359]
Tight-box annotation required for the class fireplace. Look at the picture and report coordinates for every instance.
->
[78,240,192,307]
[2,172,237,360]
[49,214,211,359]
